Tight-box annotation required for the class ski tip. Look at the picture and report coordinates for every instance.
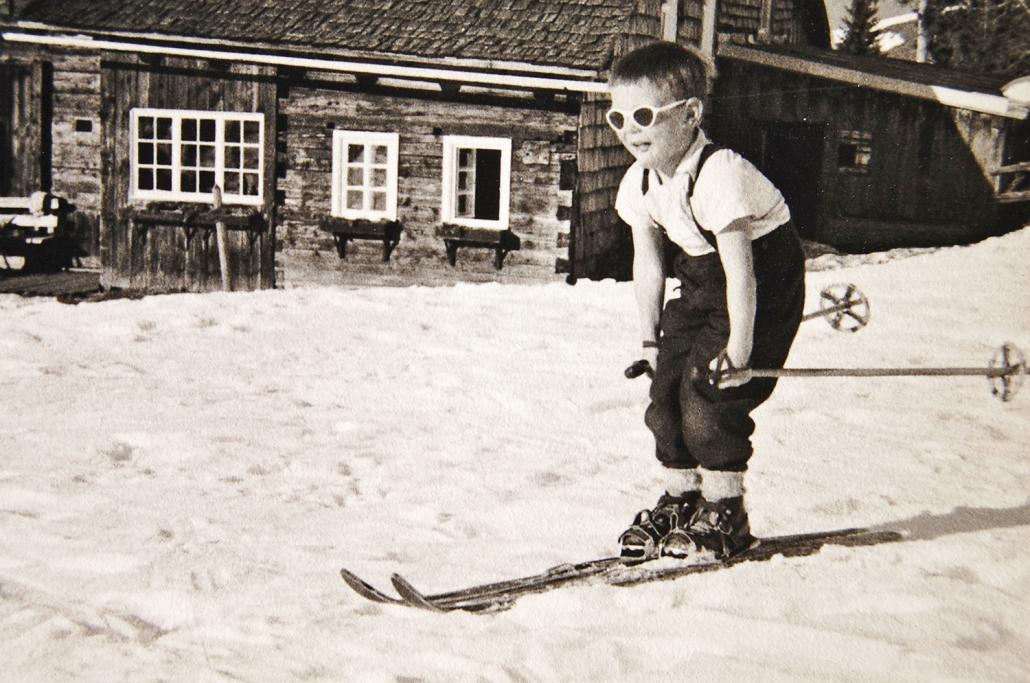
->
[390,573,448,612]
[340,567,404,605]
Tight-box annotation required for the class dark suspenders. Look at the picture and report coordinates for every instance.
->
[641,143,724,250]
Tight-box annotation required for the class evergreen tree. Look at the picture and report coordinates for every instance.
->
[927,0,1030,79]
[898,0,1029,77]
[840,0,883,55]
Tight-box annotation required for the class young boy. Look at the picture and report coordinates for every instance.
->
[609,42,806,562]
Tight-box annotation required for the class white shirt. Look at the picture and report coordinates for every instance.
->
[615,130,790,256]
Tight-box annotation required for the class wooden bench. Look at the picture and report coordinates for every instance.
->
[0,193,71,271]
[435,224,521,270]
[318,217,403,261]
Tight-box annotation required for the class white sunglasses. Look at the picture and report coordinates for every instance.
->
[606,99,689,131]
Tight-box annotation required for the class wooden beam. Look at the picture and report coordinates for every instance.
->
[718,42,1030,120]
[989,161,1030,175]
[3,31,609,94]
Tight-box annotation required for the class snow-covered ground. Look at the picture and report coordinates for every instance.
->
[1,228,1028,682]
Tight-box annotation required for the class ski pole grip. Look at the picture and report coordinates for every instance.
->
[625,359,654,379]
[689,352,751,389]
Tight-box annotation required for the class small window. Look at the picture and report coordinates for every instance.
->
[838,130,872,173]
[441,135,511,229]
[331,131,400,221]
[130,108,264,205]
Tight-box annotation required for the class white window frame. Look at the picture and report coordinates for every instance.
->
[129,108,265,206]
[440,135,511,229]
[331,130,400,221]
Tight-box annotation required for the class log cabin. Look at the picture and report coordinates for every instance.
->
[0,0,1026,291]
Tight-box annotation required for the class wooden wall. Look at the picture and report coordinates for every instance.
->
[277,76,578,282]
[0,51,48,196]
[718,0,801,40]
[1,42,105,260]
[100,56,277,291]
[49,50,102,259]
[571,0,664,281]
[713,59,1015,250]
[573,96,634,281]
[678,0,706,44]
[718,0,829,47]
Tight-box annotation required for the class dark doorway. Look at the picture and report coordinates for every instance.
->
[760,122,824,240]
[0,62,50,196]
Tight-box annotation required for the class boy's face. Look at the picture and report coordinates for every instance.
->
[608,78,701,174]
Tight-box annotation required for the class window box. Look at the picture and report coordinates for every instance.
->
[436,223,520,270]
[118,206,266,231]
[319,216,403,261]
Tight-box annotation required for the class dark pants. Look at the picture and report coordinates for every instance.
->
[645,224,805,472]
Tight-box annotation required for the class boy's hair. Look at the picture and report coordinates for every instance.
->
[609,41,715,101]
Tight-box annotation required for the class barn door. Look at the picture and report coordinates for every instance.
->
[0,61,51,196]
[760,122,824,240]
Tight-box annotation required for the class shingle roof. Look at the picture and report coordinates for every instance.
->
[16,0,635,71]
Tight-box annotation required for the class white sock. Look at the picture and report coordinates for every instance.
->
[699,469,745,500]
[663,468,702,498]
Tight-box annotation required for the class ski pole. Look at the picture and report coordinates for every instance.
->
[625,283,869,379]
[691,343,1027,402]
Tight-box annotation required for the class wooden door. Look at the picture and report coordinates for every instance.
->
[0,61,49,196]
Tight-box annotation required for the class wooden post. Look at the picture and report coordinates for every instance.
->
[700,0,718,58]
[758,0,773,42]
[916,0,930,63]
[661,0,679,42]
[212,185,231,291]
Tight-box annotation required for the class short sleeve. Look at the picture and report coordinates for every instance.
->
[691,150,785,234]
[615,163,656,230]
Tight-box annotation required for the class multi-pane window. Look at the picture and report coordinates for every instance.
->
[331,131,399,221]
[837,130,872,173]
[441,135,511,229]
[130,109,264,205]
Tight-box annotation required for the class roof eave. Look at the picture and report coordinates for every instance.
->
[718,42,1029,120]
[4,20,607,86]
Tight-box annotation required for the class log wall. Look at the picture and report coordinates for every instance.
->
[2,42,104,259]
[277,77,578,282]
[49,50,102,257]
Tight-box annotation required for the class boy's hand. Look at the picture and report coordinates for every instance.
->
[707,349,751,388]
[642,345,659,370]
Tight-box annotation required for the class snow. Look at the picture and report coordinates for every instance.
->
[2,228,1029,682]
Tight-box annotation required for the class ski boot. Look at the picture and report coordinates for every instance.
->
[619,491,701,562]
[661,496,757,561]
